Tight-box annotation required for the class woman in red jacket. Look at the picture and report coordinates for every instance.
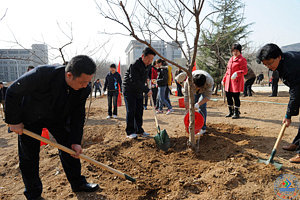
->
[222,43,248,119]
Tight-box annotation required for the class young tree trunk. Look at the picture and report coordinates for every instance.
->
[214,83,219,95]
[187,75,196,148]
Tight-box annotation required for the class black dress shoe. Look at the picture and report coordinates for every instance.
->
[72,183,99,192]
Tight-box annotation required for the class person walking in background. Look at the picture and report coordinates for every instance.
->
[93,79,102,98]
[269,70,279,97]
[0,82,7,119]
[222,43,248,119]
[256,43,300,163]
[123,47,154,139]
[243,66,256,97]
[156,59,173,115]
[175,68,184,96]
[175,70,214,136]
[103,64,122,119]
[256,72,264,84]
[149,59,161,108]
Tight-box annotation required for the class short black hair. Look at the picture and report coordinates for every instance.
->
[0,82,3,85]
[193,74,206,87]
[231,43,242,53]
[65,55,96,78]
[27,66,34,71]
[110,64,116,69]
[256,43,283,64]
[143,47,156,57]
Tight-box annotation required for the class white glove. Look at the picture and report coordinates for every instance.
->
[194,103,199,110]
[231,72,238,80]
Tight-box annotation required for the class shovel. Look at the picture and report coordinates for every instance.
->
[10,128,136,182]
[146,83,170,151]
[258,123,287,170]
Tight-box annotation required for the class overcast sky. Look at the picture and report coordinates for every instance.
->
[0,0,299,65]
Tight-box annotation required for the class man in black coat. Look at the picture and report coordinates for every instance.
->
[123,47,155,139]
[256,43,300,163]
[5,55,99,200]
[0,82,7,115]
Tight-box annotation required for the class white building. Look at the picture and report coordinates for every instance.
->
[125,40,183,65]
[0,44,48,82]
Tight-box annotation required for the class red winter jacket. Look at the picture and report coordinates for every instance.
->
[222,55,248,93]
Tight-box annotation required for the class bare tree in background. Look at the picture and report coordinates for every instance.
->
[96,0,217,149]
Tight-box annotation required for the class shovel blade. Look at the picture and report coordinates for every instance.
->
[154,129,170,152]
[258,158,282,170]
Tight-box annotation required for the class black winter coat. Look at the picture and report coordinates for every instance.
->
[123,57,150,94]
[157,67,169,87]
[5,65,90,144]
[276,51,300,118]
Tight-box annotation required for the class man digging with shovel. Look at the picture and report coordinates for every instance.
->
[5,55,99,200]
[256,43,300,163]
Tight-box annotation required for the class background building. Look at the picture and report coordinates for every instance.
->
[0,44,48,82]
[125,40,183,65]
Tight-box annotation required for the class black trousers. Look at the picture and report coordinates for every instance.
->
[19,122,86,199]
[144,93,148,107]
[165,87,172,106]
[94,87,101,97]
[175,81,183,96]
[244,78,255,96]
[124,92,144,135]
[226,91,240,107]
[151,87,158,107]
[272,78,279,96]
[107,91,118,116]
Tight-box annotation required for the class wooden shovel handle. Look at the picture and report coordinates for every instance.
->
[272,123,287,150]
[21,129,135,182]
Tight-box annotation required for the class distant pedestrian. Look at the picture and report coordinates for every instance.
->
[143,80,149,110]
[175,69,184,96]
[256,72,264,84]
[222,43,248,119]
[103,64,122,119]
[243,66,256,97]
[123,47,155,139]
[0,82,7,119]
[156,59,173,115]
[269,70,279,97]
[93,79,102,98]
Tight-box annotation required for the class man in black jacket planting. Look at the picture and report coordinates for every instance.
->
[123,47,154,139]
[256,43,300,163]
[103,64,122,119]
[5,55,99,200]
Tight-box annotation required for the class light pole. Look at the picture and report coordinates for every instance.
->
[9,59,19,79]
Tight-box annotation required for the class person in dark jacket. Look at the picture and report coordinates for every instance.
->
[93,79,102,98]
[5,55,99,200]
[175,69,184,96]
[256,72,264,84]
[256,43,300,163]
[0,82,7,119]
[103,64,122,119]
[269,70,279,97]
[243,66,256,97]
[156,59,173,115]
[123,47,155,139]
[148,59,161,109]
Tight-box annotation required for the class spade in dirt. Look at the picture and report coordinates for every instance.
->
[147,93,170,152]
[258,123,287,170]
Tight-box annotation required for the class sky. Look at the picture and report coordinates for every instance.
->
[0,0,299,65]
